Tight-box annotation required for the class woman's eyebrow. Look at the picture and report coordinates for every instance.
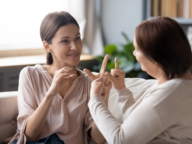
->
[60,36,69,39]
[75,32,80,36]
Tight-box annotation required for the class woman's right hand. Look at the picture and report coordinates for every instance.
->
[47,67,77,97]
[105,58,125,90]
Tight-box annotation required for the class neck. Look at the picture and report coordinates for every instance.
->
[157,70,192,85]
[177,70,192,80]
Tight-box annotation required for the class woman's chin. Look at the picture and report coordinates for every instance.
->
[141,66,146,72]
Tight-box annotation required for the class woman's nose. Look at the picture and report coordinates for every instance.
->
[70,42,78,51]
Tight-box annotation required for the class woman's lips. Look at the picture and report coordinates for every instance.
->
[67,52,79,57]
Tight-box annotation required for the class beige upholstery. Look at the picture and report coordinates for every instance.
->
[0,78,156,144]
[0,92,18,144]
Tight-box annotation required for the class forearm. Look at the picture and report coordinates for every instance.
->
[117,87,135,117]
[90,92,110,144]
[25,93,54,142]
[89,96,163,144]
[91,122,105,144]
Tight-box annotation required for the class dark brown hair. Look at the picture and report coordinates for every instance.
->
[135,16,192,79]
[40,11,79,65]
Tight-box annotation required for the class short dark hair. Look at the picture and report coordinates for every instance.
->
[135,16,192,79]
[40,11,79,65]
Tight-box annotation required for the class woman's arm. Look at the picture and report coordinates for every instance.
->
[89,79,112,144]
[24,93,54,141]
[88,95,163,144]
[19,67,77,142]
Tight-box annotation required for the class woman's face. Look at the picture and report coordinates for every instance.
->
[49,23,82,66]
[133,37,159,77]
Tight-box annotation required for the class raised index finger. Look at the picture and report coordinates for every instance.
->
[115,58,120,69]
[100,55,109,78]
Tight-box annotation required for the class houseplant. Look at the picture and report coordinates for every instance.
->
[93,32,142,78]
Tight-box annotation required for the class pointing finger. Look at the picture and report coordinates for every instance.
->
[100,55,109,78]
[84,69,96,81]
[115,58,120,70]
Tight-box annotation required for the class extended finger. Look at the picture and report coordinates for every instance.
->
[100,55,109,78]
[83,69,97,81]
[115,58,120,70]
[60,67,76,74]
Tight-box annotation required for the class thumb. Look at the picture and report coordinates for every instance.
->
[83,69,96,81]
[105,72,115,83]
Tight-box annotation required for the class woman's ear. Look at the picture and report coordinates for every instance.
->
[43,41,51,53]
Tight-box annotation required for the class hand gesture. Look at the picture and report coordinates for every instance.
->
[47,67,77,97]
[84,55,109,81]
[91,78,104,96]
[105,58,125,90]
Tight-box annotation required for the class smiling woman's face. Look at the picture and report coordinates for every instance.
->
[49,23,82,66]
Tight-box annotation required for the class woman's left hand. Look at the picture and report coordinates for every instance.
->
[84,55,109,81]
[101,78,112,106]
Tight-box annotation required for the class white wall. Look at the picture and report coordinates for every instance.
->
[100,0,144,45]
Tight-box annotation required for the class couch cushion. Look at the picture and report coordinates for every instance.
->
[0,91,18,144]
[108,78,156,121]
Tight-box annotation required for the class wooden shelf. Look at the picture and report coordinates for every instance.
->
[146,0,192,25]
[147,17,192,24]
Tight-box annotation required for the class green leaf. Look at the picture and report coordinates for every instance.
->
[104,44,118,55]
[122,32,130,43]
[120,61,135,73]
[96,56,104,62]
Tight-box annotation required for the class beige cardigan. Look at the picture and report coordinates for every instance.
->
[89,78,192,144]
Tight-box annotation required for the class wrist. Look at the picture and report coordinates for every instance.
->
[115,84,125,90]
[46,90,56,98]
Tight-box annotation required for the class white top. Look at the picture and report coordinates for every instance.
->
[88,78,192,144]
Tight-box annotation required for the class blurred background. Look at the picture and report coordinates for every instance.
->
[0,0,192,91]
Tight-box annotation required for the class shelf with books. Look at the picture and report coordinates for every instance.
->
[147,17,192,24]
[146,0,192,24]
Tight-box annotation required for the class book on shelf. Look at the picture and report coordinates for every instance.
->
[151,0,160,16]
[151,0,192,18]
[177,0,184,17]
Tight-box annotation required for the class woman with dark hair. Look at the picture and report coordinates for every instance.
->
[88,17,192,144]
[9,11,107,144]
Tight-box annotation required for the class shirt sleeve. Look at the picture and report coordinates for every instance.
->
[88,95,164,144]
[116,87,135,120]
[9,67,37,144]
[84,110,93,138]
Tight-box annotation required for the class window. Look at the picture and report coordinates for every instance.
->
[0,0,85,51]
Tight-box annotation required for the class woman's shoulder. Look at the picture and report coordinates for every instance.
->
[20,65,45,80]
[143,78,192,109]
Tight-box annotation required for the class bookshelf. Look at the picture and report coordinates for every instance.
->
[146,0,192,24]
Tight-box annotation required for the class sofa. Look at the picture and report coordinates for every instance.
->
[0,78,156,144]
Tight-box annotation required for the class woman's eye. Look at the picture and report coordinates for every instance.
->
[75,37,80,41]
[61,39,69,43]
